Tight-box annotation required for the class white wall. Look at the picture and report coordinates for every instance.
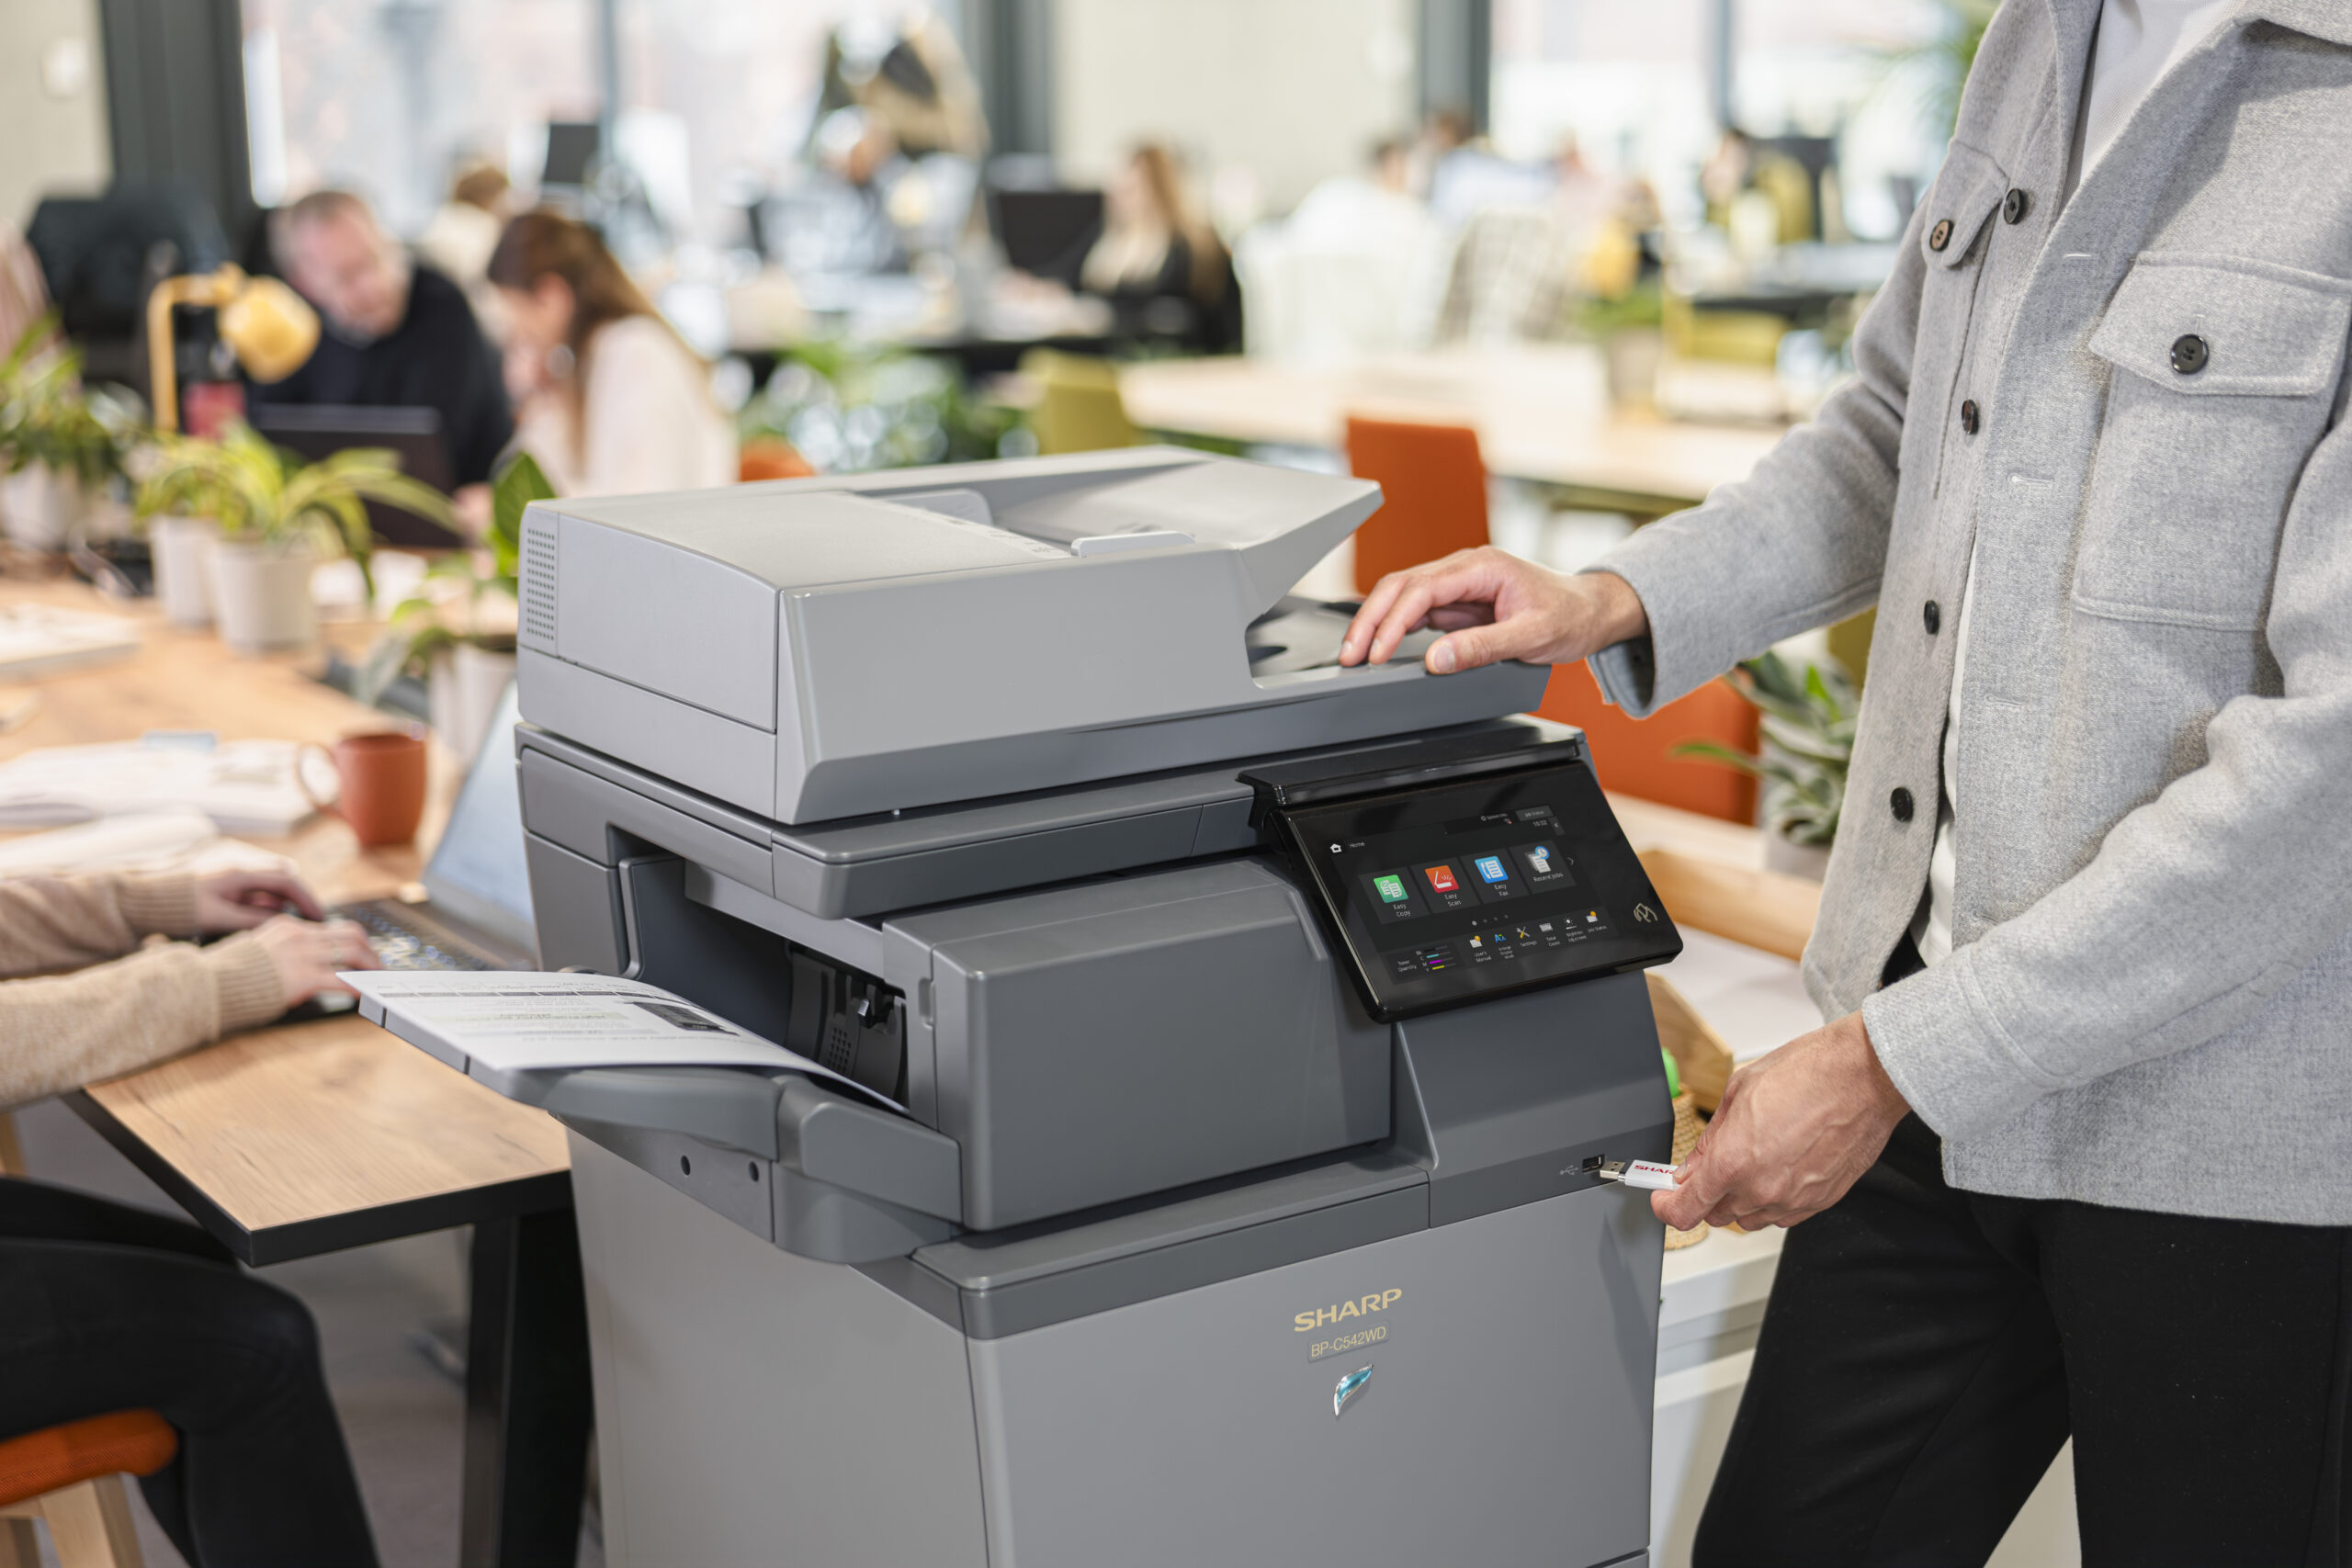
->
[1052,0,1416,219]
[0,0,110,231]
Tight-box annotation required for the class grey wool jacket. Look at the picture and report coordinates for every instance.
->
[1588,0,2352,1224]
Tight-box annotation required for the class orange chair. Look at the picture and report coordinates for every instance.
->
[1345,414,1759,824]
[1343,417,1490,592]
[739,436,817,483]
[0,1412,178,1568]
[1535,662,1758,824]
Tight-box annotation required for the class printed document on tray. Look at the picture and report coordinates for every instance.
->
[345,971,901,1111]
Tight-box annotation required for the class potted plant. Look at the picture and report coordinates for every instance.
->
[131,457,232,628]
[140,423,450,651]
[358,452,549,764]
[1575,226,1666,412]
[0,311,133,551]
[1674,649,1858,881]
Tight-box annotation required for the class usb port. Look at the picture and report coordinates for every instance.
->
[1577,1155,1602,1173]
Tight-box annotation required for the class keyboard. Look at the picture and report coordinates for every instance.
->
[337,901,501,973]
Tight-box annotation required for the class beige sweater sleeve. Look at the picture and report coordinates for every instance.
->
[0,870,204,976]
[0,873,287,1112]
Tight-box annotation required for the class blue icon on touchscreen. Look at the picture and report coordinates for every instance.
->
[1475,854,1509,884]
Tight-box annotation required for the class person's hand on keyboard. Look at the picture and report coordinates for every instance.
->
[196,869,328,932]
[253,915,383,1009]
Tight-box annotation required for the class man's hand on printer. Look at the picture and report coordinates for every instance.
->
[1338,548,1649,674]
[1650,1011,1910,1232]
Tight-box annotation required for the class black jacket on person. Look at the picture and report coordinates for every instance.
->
[247,264,513,486]
[1090,236,1244,355]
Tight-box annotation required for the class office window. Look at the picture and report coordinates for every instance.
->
[1489,0,1949,239]
[243,0,601,235]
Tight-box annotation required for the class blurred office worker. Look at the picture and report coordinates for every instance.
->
[0,867,383,1565]
[1344,2,2352,1561]
[490,211,737,498]
[1080,144,1242,354]
[252,189,514,490]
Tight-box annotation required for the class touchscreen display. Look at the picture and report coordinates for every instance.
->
[1274,758,1679,1021]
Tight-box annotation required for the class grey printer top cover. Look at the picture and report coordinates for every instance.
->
[514,447,1549,823]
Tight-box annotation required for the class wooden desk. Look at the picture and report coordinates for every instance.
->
[1118,346,1789,516]
[0,578,585,1568]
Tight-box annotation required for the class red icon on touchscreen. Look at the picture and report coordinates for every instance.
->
[1422,864,1459,893]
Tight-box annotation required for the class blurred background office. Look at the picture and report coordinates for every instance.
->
[6,0,1976,481]
[0,4,2015,1565]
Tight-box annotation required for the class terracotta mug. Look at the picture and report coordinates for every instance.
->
[300,730,427,847]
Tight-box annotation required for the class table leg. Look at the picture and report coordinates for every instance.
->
[461,1208,594,1568]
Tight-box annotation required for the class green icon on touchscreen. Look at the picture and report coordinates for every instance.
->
[1374,874,1408,903]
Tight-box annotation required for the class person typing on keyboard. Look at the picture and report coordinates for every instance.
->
[0,865,388,1564]
[0,865,382,1106]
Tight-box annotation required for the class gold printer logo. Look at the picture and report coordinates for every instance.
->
[1295,1289,1402,1332]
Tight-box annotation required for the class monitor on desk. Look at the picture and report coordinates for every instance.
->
[989,187,1103,286]
[420,683,534,952]
[247,405,464,548]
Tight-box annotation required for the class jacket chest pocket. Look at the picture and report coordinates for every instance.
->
[2073,254,2352,631]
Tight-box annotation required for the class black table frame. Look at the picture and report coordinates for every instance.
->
[66,1091,594,1568]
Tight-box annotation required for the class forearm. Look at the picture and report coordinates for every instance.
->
[1585,211,1926,715]
[0,937,283,1111]
[0,872,200,976]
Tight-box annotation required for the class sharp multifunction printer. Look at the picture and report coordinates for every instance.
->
[437,449,1687,1565]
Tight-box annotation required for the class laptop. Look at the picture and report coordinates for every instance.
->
[247,404,466,548]
[334,683,537,973]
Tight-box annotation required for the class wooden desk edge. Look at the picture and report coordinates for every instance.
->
[63,1089,574,1268]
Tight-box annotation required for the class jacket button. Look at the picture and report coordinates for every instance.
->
[1928,218,1954,252]
[1890,787,1916,823]
[2171,333,2210,375]
[2003,187,2030,224]
[1960,399,1980,434]
[1924,600,1941,635]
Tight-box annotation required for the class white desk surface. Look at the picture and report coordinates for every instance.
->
[1118,345,1789,505]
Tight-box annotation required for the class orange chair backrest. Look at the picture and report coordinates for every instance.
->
[0,1411,177,1509]
[1343,417,1489,593]
[1537,662,1758,824]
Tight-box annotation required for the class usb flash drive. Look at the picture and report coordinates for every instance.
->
[1596,1158,1680,1192]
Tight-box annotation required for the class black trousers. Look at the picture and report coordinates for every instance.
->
[1692,1111,2352,1567]
[0,1178,379,1567]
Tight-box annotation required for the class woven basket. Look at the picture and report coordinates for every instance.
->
[1663,1089,1707,1250]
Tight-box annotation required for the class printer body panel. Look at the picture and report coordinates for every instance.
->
[965,1186,1660,1568]
[897,858,1389,1232]
[569,1134,989,1568]
[515,450,1548,824]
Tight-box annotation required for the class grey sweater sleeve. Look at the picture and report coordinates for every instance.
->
[1582,206,1924,716]
[1864,412,2352,1142]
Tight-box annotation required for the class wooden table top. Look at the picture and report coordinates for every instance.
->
[1117,345,1790,513]
[0,573,569,1264]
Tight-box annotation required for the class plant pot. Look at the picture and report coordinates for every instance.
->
[0,465,88,551]
[1602,328,1664,411]
[150,514,220,627]
[1763,835,1832,883]
[429,638,518,769]
[209,537,319,651]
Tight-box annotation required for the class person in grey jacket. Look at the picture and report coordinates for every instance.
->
[1344,1,2352,1561]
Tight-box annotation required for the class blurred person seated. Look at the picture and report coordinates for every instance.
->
[490,210,736,497]
[418,161,514,335]
[0,865,385,1567]
[253,189,514,498]
[1238,138,1446,362]
[1079,144,1242,354]
[1701,130,1815,256]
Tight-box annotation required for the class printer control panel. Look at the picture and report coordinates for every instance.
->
[1272,756,1680,1021]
